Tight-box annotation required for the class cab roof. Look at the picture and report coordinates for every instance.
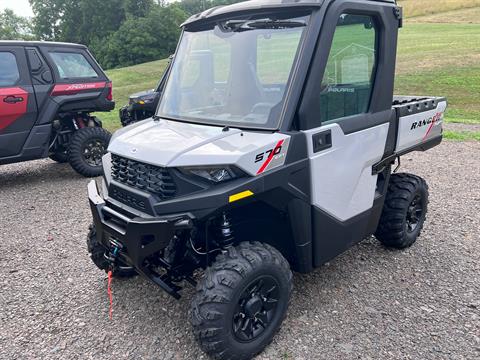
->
[0,40,86,49]
[182,0,396,27]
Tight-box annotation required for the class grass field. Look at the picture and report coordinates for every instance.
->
[398,0,480,17]
[100,1,480,142]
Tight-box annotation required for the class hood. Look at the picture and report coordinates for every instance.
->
[108,119,291,176]
[109,119,242,167]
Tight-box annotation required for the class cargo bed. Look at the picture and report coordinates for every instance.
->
[373,96,447,174]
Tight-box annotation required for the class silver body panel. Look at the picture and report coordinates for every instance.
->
[108,118,290,176]
[304,123,389,221]
[395,100,447,152]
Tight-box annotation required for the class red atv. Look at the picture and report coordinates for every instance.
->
[0,41,114,177]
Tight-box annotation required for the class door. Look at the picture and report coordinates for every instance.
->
[0,47,38,158]
[297,2,400,266]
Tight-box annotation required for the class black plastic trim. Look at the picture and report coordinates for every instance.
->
[312,129,332,153]
[312,194,385,267]
[373,135,442,175]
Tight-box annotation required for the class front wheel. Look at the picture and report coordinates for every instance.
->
[375,173,429,249]
[190,242,292,360]
[68,127,111,177]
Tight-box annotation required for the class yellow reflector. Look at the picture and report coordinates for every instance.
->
[138,100,145,105]
[229,190,254,203]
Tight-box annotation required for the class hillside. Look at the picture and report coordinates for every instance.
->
[398,0,480,18]
[100,2,480,140]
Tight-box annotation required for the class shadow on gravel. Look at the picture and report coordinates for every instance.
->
[0,161,83,189]
[93,237,391,323]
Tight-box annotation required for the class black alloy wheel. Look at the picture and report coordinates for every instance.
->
[233,276,280,342]
[406,194,424,233]
[83,139,106,167]
[68,126,111,177]
[376,173,429,249]
[191,242,292,360]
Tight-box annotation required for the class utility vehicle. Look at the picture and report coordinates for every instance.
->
[0,41,114,177]
[119,60,170,127]
[86,0,447,359]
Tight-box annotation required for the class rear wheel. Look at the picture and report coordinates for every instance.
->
[190,242,292,360]
[87,224,136,278]
[375,173,429,249]
[68,127,111,177]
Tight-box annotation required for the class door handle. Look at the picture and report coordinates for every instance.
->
[3,96,24,104]
[313,130,332,153]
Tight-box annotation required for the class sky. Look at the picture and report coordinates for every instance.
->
[0,0,34,16]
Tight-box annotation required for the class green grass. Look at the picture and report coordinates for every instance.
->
[100,58,170,130]
[443,130,480,141]
[398,0,480,18]
[395,65,480,124]
[98,8,480,139]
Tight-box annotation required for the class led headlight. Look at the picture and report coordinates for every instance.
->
[180,166,245,183]
[139,94,157,104]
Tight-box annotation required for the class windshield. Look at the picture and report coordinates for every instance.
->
[157,12,310,130]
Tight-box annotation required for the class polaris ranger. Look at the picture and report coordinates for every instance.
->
[0,41,114,177]
[86,1,447,359]
[119,60,171,127]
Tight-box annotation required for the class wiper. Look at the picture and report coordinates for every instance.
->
[224,19,306,32]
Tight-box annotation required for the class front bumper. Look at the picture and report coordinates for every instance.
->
[88,181,193,297]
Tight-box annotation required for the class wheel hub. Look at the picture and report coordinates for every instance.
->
[245,296,263,318]
[83,140,105,166]
[232,276,280,342]
[406,194,423,233]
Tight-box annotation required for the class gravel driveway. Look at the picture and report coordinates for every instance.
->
[1,141,479,360]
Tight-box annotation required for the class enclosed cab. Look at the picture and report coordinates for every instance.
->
[0,41,114,177]
[86,1,446,359]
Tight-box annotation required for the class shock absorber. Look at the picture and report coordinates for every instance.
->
[216,212,234,248]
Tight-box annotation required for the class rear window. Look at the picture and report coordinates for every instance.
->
[50,52,98,79]
[0,52,20,86]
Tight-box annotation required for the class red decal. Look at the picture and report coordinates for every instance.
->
[0,87,29,132]
[51,81,106,96]
[257,140,284,175]
[423,112,442,141]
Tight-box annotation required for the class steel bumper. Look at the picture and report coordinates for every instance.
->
[88,180,193,278]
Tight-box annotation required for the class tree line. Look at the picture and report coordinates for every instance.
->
[0,0,244,69]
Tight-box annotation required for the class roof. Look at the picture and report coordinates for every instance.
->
[0,40,86,49]
[182,0,396,27]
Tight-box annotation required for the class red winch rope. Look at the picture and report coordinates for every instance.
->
[107,270,114,320]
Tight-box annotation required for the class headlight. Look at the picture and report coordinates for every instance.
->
[180,166,245,183]
[136,94,157,104]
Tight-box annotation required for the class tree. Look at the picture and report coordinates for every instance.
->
[124,0,154,18]
[0,9,34,40]
[30,0,128,43]
[179,0,245,16]
[26,0,245,69]
[29,0,65,40]
[93,4,187,69]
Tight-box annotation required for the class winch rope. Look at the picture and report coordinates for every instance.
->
[107,270,114,320]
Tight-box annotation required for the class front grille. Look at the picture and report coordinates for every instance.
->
[111,154,176,200]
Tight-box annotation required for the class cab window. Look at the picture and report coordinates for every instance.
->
[319,14,378,123]
[0,52,20,86]
[50,52,98,79]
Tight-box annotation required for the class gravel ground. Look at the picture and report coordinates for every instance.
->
[0,140,479,360]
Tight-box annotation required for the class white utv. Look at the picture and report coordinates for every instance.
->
[86,0,447,359]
